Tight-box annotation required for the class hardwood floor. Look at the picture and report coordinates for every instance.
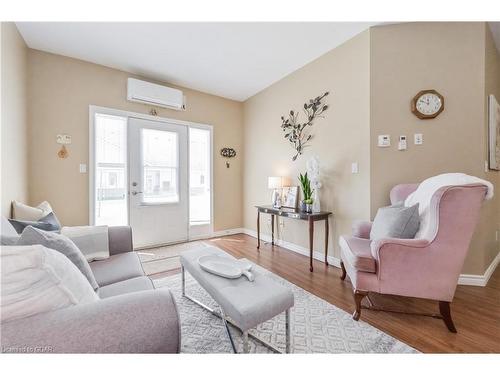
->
[191,233,500,353]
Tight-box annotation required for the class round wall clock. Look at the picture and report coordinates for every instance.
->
[411,89,444,119]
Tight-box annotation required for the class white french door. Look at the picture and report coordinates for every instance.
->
[128,117,188,248]
[90,107,212,249]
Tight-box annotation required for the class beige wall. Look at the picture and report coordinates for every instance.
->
[27,50,243,230]
[1,22,28,218]
[370,22,499,274]
[243,31,371,259]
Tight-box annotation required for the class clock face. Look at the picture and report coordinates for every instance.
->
[412,90,444,119]
[416,93,442,115]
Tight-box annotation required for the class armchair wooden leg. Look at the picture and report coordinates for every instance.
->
[340,261,346,280]
[352,290,368,321]
[439,301,457,333]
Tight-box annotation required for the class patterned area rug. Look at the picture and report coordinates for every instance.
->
[138,241,210,276]
[154,264,418,354]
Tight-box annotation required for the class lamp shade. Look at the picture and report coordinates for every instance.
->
[268,176,284,189]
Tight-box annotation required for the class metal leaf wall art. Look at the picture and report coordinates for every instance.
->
[280,92,329,161]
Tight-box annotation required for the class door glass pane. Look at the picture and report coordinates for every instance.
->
[141,128,179,204]
[94,114,128,226]
[189,128,211,225]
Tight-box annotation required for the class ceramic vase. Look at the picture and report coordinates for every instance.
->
[312,190,320,212]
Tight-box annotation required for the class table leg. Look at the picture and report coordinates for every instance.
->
[309,217,314,272]
[325,217,329,266]
[257,210,261,250]
[271,214,275,246]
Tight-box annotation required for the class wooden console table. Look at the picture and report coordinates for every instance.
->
[255,205,333,272]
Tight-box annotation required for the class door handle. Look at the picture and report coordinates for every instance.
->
[131,191,143,196]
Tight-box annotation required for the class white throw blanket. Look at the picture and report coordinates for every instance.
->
[404,173,494,239]
[61,225,109,262]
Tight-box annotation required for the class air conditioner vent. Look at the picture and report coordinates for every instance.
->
[127,78,185,110]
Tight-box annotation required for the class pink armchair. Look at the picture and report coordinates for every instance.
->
[339,183,488,332]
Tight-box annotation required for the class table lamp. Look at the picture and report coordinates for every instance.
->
[268,176,284,208]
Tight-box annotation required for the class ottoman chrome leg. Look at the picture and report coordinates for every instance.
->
[181,265,185,297]
[242,331,249,353]
[220,307,237,354]
[285,309,291,353]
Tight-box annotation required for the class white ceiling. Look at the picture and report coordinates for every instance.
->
[16,22,379,101]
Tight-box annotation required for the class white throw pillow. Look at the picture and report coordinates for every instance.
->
[61,226,109,262]
[1,245,99,323]
[12,201,53,221]
[404,173,493,239]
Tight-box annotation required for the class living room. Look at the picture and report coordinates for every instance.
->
[1,0,499,371]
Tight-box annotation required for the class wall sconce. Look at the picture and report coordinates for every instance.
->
[220,147,236,168]
[56,134,71,159]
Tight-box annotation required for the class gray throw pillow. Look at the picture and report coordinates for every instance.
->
[9,211,62,234]
[1,235,19,245]
[17,226,99,291]
[370,203,420,241]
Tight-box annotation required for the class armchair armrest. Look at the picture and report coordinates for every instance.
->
[370,237,430,260]
[108,226,133,255]
[1,289,180,353]
[352,220,372,239]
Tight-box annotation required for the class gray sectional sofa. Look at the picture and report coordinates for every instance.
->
[1,225,181,353]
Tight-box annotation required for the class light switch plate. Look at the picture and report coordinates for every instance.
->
[378,135,391,147]
[79,164,87,173]
[351,162,359,174]
[414,133,423,145]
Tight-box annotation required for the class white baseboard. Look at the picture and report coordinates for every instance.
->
[211,228,245,238]
[193,228,245,241]
[241,228,341,268]
[458,250,500,286]
[210,227,499,287]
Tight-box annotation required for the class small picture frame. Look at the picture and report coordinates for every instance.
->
[282,186,299,209]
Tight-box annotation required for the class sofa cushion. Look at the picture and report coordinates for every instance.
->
[18,226,99,291]
[98,276,154,298]
[90,252,144,287]
[339,236,376,273]
[1,245,98,323]
[61,226,109,262]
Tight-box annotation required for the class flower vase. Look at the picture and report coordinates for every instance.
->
[312,190,320,212]
[300,201,307,212]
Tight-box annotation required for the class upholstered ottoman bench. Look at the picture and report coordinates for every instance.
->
[179,246,294,353]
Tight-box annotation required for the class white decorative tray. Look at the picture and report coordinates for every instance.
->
[198,255,254,281]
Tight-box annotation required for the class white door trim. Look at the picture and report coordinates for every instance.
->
[89,105,214,241]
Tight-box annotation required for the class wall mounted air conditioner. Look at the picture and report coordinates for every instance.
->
[127,78,185,110]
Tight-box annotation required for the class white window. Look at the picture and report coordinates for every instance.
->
[94,113,128,226]
[189,127,211,225]
[141,128,179,204]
